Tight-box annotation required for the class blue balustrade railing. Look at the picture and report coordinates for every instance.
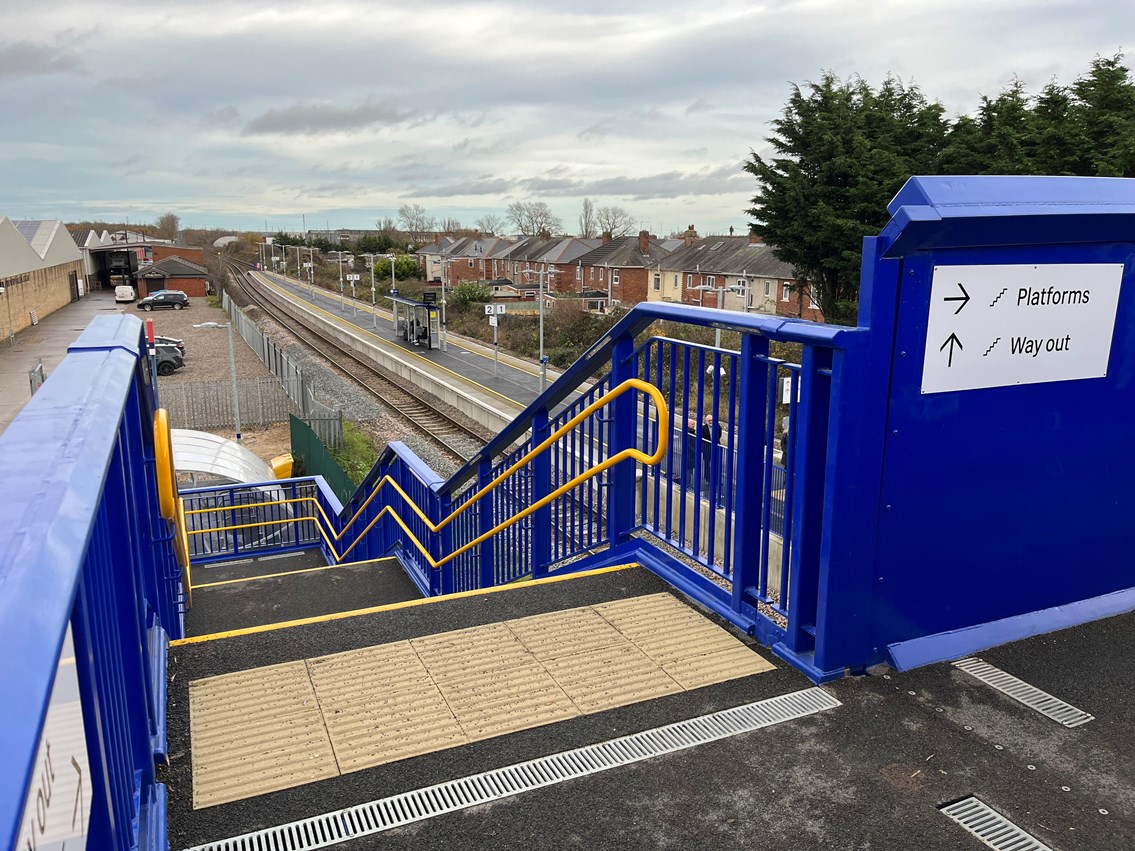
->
[0,316,184,851]
[179,302,847,681]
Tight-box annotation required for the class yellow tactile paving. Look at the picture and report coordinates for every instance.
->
[506,606,626,661]
[306,643,466,773]
[439,661,580,742]
[542,641,683,713]
[189,592,775,808]
[595,593,776,686]
[189,661,339,809]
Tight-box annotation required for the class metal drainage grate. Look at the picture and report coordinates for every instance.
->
[940,797,1053,851]
[953,658,1094,728]
[185,686,840,851]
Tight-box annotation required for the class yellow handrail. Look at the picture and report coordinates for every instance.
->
[183,378,669,570]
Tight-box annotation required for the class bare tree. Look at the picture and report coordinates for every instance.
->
[506,200,563,236]
[438,216,463,234]
[397,203,436,241]
[596,205,635,237]
[578,198,596,238]
[375,216,397,232]
[155,212,180,240]
[475,213,505,235]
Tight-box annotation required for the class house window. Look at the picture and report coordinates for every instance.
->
[808,290,818,309]
[599,268,605,281]
[468,259,474,267]
[781,283,790,302]
[673,274,679,289]
[576,266,582,280]
[653,274,660,291]
[706,275,715,287]
[737,278,747,291]
[612,270,620,286]
[764,280,771,296]
[686,274,693,287]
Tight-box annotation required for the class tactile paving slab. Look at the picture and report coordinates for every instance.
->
[189,591,774,807]
[189,661,339,808]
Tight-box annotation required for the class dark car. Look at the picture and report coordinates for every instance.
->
[154,335,185,355]
[154,344,184,376]
[138,291,189,311]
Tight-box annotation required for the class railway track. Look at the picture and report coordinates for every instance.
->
[221,258,486,465]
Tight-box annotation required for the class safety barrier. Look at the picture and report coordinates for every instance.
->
[0,316,184,850]
[181,301,839,668]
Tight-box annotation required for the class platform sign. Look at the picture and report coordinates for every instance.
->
[920,263,1123,394]
[346,274,361,282]
[16,625,90,850]
[484,304,506,315]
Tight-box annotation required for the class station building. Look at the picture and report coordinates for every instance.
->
[0,217,85,340]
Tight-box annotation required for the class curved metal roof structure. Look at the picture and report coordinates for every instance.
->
[172,429,276,484]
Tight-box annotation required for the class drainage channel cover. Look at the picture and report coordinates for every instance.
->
[940,797,1053,851]
[184,686,839,851]
[953,658,1094,728]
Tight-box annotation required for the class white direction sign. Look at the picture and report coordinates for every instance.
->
[16,625,91,851]
[921,263,1123,394]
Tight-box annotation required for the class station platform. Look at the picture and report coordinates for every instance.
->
[251,271,562,411]
[167,562,1134,851]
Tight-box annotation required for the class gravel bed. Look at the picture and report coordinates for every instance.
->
[144,298,273,384]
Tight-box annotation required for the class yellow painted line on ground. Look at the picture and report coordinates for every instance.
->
[251,272,529,405]
[190,558,396,590]
[170,563,639,647]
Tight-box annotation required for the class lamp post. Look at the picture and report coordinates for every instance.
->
[521,264,559,391]
[361,253,378,328]
[386,254,398,331]
[336,252,345,312]
[193,322,241,443]
[692,281,730,348]
[439,258,451,352]
[305,246,316,298]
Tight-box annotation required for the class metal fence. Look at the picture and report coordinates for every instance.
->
[162,375,298,430]
[222,290,343,446]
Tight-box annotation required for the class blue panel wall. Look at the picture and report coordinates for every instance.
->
[863,176,1135,661]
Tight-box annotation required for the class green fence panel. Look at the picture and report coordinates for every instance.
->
[289,414,356,505]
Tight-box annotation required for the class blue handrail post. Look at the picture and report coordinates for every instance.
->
[438,490,455,595]
[731,333,770,616]
[477,456,496,589]
[784,346,833,658]
[531,408,552,578]
[606,334,636,549]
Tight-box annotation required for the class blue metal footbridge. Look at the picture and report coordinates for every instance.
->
[5,176,1135,849]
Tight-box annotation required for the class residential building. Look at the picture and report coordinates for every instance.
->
[655,232,811,319]
[570,231,674,308]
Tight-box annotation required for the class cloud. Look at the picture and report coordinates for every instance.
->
[241,99,419,136]
[685,96,713,114]
[0,39,81,79]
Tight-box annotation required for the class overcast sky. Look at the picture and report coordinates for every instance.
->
[1,0,1129,235]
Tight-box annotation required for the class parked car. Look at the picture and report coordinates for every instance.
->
[137,291,189,311]
[154,344,184,376]
[114,285,136,303]
[153,335,185,355]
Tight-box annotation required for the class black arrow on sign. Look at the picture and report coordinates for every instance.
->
[944,282,971,314]
[940,333,963,367]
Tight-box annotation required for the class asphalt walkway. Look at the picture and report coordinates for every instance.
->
[0,289,127,435]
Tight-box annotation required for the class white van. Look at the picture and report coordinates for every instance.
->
[115,285,136,303]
